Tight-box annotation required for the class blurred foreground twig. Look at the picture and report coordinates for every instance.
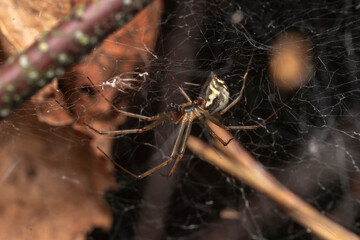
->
[187,123,360,240]
[0,0,152,119]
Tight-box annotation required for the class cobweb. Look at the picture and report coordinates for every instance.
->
[98,1,360,239]
[2,0,360,239]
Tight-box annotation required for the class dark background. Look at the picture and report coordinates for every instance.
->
[86,0,360,239]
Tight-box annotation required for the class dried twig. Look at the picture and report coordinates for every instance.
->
[187,123,360,240]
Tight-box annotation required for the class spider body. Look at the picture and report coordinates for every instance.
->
[201,72,230,114]
[169,102,202,125]
[168,72,229,124]
[88,53,283,179]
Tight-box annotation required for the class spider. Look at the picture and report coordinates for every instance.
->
[87,55,284,179]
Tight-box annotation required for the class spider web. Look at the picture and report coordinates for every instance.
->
[1,0,360,239]
[102,1,360,239]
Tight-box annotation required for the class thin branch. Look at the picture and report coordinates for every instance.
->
[187,125,360,240]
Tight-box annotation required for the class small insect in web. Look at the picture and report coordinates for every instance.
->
[87,54,285,179]
[88,71,148,94]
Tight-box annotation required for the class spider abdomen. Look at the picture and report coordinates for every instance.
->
[201,72,230,114]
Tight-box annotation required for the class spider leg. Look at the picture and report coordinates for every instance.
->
[87,112,170,135]
[226,104,287,130]
[203,103,286,130]
[219,52,254,116]
[97,147,170,179]
[165,120,193,178]
[201,110,229,129]
[97,121,188,179]
[87,76,160,121]
[168,72,192,102]
[199,118,233,146]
